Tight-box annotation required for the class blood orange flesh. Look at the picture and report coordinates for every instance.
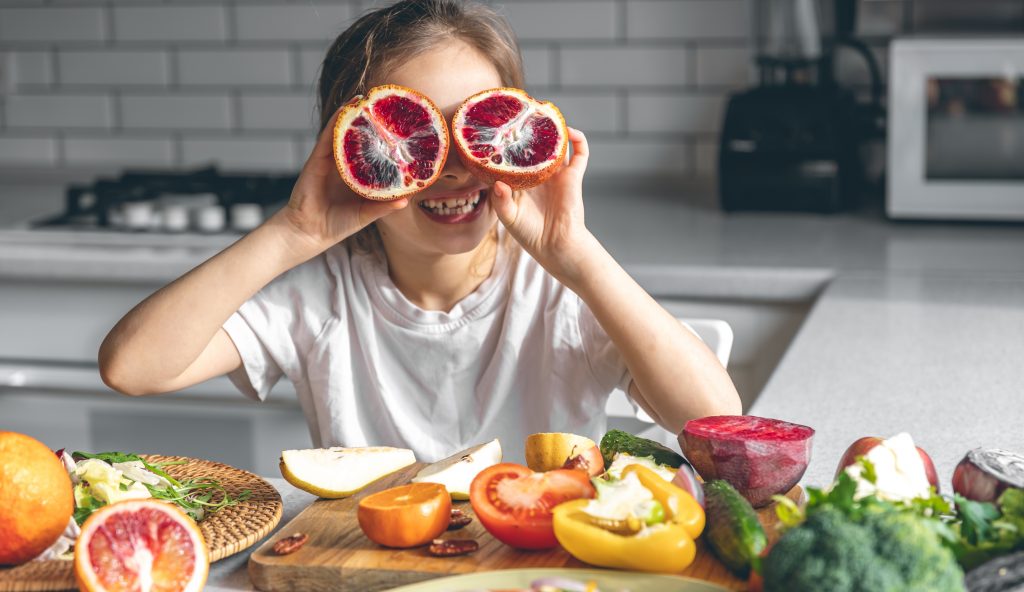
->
[75,500,208,592]
[333,85,449,201]
[453,88,568,190]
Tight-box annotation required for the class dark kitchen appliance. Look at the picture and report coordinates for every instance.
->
[37,167,296,234]
[719,0,882,213]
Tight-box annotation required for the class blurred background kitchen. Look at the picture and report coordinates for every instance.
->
[1,0,1022,476]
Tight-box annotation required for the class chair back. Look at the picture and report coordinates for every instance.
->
[604,318,735,451]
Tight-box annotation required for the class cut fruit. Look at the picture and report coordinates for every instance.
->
[74,499,208,592]
[411,439,502,500]
[357,483,451,548]
[333,84,449,201]
[452,87,568,190]
[680,415,814,508]
[525,432,603,476]
[280,446,415,499]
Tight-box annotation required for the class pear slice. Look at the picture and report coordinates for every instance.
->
[411,439,502,500]
[280,446,415,499]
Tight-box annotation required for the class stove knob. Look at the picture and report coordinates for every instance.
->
[230,203,263,232]
[162,204,190,233]
[193,205,226,233]
[123,201,155,231]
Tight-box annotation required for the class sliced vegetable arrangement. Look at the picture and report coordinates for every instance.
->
[273,418,1024,589]
[68,451,251,525]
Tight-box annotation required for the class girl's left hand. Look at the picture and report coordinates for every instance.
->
[491,127,600,286]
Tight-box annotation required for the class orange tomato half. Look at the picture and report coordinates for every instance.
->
[357,483,451,548]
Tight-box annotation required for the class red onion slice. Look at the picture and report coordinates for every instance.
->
[671,463,705,508]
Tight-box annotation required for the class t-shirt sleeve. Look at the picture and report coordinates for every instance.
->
[223,311,283,402]
[577,298,633,395]
[221,252,337,402]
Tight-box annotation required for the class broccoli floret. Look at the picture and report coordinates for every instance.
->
[763,507,964,592]
[864,511,965,591]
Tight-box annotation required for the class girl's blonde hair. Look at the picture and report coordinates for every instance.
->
[316,0,525,255]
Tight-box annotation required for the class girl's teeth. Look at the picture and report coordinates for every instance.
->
[421,192,482,215]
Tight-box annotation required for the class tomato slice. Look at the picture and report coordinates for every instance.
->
[469,462,596,550]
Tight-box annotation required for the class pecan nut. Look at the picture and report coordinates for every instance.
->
[428,538,479,557]
[272,533,309,555]
[447,507,472,530]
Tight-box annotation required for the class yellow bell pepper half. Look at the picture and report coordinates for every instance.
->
[552,464,706,573]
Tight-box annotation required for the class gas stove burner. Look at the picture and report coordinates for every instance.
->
[39,167,297,234]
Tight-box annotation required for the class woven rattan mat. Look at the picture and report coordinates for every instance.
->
[0,454,283,591]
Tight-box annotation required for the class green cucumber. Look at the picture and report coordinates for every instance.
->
[599,429,686,468]
[704,479,768,578]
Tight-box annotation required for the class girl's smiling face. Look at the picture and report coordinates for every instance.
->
[372,39,504,257]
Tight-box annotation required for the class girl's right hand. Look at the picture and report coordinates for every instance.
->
[273,104,409,256]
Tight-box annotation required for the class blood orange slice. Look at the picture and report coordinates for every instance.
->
[333,85,449,201]
[74,499,209,592]
[452,88,568,190]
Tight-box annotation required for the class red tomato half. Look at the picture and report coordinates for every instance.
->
[469,463,596,550]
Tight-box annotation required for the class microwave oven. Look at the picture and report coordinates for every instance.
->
[888,38,1024,221]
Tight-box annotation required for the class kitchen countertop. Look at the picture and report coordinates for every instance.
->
[748,273,1024,490]
[2,179,1023,492]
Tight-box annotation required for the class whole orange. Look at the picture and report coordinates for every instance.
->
[0,431,74,565]
[357,483,451,548]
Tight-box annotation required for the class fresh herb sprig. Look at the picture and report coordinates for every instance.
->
[146,478,252,522]
[948,489,1024,569]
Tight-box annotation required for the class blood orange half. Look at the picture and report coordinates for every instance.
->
[333,85,449,201]
[452,88,568,190]
[74,499,209,592]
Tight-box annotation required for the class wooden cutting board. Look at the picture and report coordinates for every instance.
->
[249,464,800,592]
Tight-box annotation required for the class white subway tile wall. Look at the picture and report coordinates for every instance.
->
[0,0,771,176]
[121,94,233,130]
[59,50,170,86]
[64,136,175,166]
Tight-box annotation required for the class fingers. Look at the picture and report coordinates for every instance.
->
[566,127,589,175]
[360,197,409,226]
[489,181,519,228]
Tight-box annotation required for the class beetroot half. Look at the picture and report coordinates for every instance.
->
[680,415,815,507]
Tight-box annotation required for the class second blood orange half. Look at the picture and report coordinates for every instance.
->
[452,87,568,190]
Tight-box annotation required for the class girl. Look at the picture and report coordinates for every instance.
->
[98,0,740,463]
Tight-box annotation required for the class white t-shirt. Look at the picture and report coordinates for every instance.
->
[223,233,632,463]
